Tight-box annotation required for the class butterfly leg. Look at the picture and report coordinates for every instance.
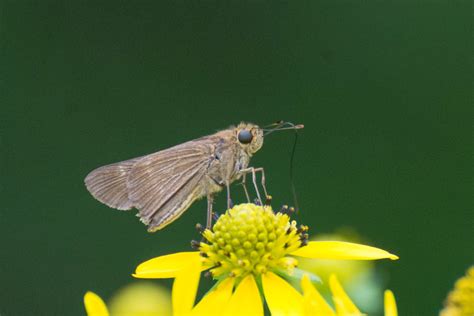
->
[206,194,214,229]
[255,167,269,199]
[226,182,233,209]
[240,173,251,203]
[239,167,263,204]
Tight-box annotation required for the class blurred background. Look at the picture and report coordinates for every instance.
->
[1,1,472,315]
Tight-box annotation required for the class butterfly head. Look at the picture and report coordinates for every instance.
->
[235,122,264,154]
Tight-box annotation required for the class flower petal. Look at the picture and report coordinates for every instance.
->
[84,291,109,316]
[225,275,263,316]
[172,254,202,316]
[301,275,335,316]
[291,241,399,260]
[192,278,235,316]
[262,272,304,316]
[329,274,362,316]
[133,252,202,279]
[384,290,398,316]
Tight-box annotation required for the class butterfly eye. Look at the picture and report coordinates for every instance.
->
[238,130,253,144]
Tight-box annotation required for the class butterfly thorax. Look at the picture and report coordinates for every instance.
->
[203,130,251,195]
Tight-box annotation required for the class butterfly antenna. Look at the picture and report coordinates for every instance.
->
[289,127,300,214]
[263,120,303,212]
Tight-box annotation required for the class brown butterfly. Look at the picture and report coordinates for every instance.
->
[84,122,303,232]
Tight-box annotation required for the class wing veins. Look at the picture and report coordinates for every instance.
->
[135,159,206,211]
[139,161,206,222]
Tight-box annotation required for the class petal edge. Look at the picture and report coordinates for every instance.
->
[263,272,304,316]
[384,290,398,316]
[301,274,335,316]
[192,278,234,316]
[133,252,202,279]
[329,274,362,316]
[172,254,202,316]
[225,275,263,316]
[291,241,399,260]
[84,291,109,316]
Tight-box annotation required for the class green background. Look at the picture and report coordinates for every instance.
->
[1,1,472,315]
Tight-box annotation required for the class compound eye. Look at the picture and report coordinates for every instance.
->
[238,129,253,144]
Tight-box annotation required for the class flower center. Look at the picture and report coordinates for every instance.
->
[197,203,308,279]
[441,266,474,316]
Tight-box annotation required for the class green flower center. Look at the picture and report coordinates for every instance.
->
[197,203,308,279]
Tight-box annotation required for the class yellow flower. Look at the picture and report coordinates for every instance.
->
[440,266,474,316]
[301,274,398,316]
[108,282,172,316]
[133,203,398,316]
[84,291,109,316]
[84,283,172,316]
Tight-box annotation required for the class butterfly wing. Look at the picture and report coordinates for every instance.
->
[85,156,143,211]
[128,140,215,231]
[85,138,217,232]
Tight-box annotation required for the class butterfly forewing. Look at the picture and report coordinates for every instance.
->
[85,138,216,231]
[127,141,214,230]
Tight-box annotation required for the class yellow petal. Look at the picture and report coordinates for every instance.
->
[262,272,304,316]
[301,275,335,316]
[192,278,234,316]
[225,275,263,316]
[84,291,109,316]
[133,252,202,279]
[329,275,362,316]
[291,241,399,260]
[172,254,202,316]
[384,290,398,316]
